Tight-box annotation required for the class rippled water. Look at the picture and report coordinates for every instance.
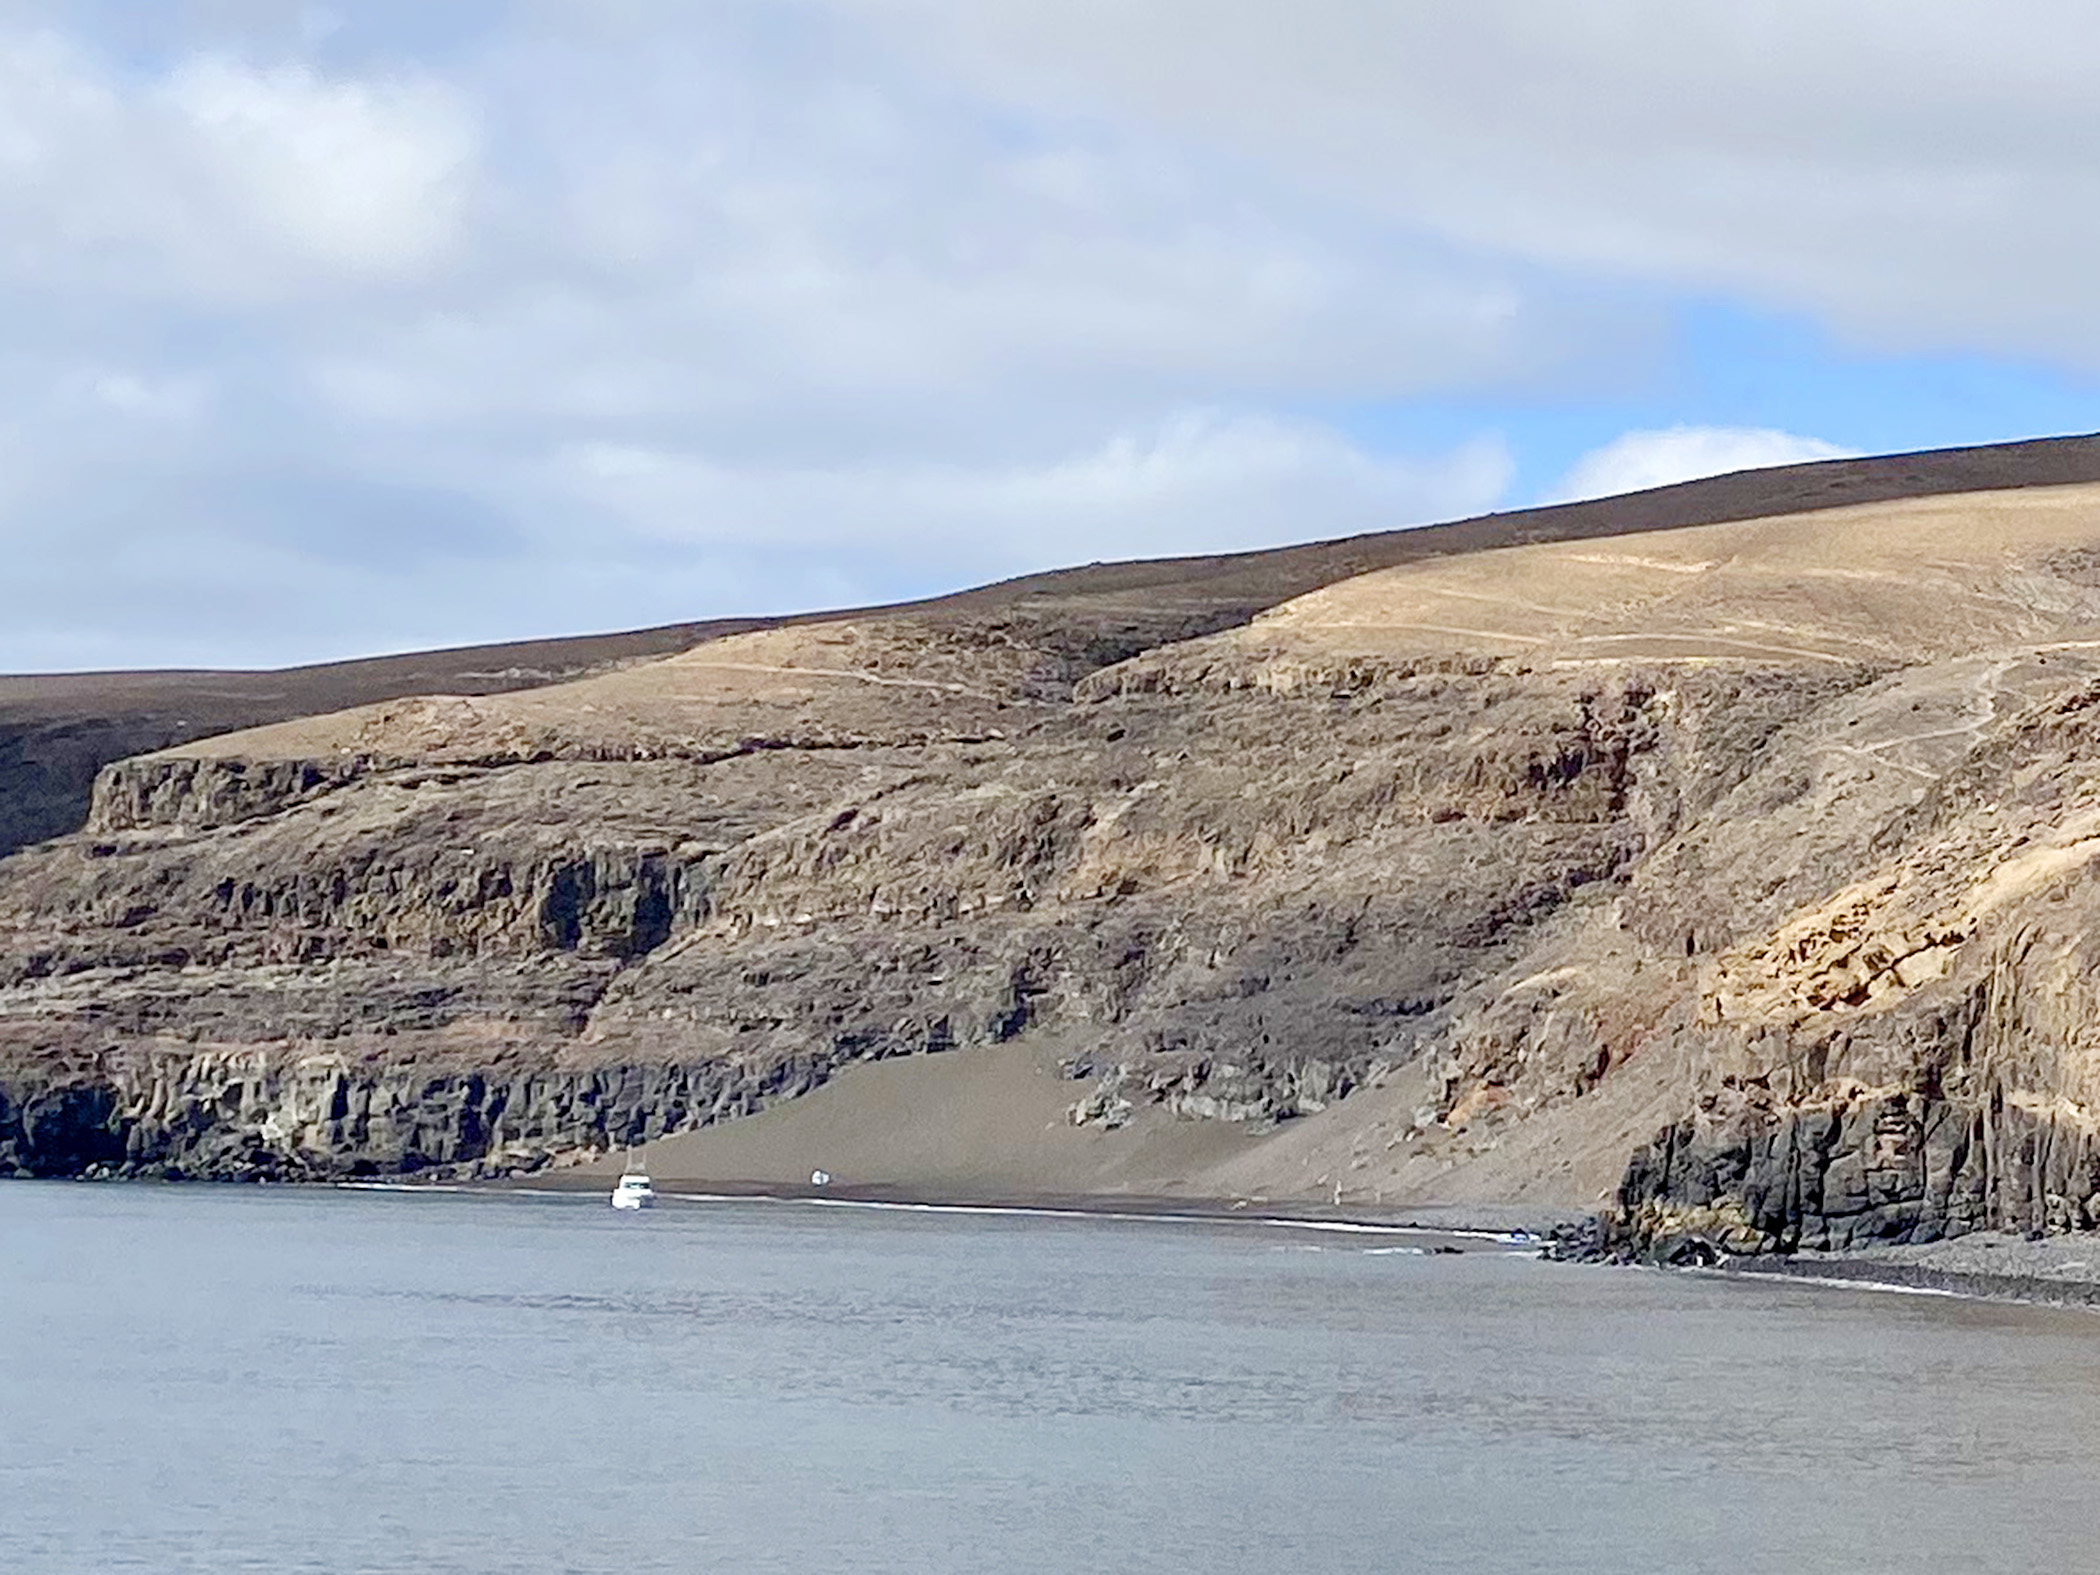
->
[6,1183,2100,1573]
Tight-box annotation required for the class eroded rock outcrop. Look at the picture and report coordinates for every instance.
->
[1615,1085,2100,1258]
[0,1045,852,1181]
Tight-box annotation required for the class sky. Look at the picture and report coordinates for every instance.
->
[4,1,2100,672]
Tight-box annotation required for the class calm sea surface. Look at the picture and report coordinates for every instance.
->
[6,1183,2100,1574]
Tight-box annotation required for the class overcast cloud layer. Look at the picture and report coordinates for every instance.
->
[1,2,2095,670]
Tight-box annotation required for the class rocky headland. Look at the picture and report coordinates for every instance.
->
[15,435,2100,1263]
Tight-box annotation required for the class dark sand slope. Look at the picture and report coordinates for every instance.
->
[561,1040,1599,1221]
[566,1042,1260,1201]
[17,434,2100,1253]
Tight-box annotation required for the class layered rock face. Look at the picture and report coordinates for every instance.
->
[15,442,2100,1249]
[1,601,1702,1180]
[1612,672,2100,1254]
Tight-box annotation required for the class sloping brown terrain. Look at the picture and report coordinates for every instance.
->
[13,433,2100,1256]
[15,427,2100,858]
[0,618,793,859]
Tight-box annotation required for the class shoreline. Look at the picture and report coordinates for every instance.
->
[484,1173,1574,1241]
[32,1170,2100,1308]
[2,1166,1580,1242]
[1719,1232,2100,1312]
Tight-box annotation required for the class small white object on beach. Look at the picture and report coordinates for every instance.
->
[611,1149,654,1210]
[811,1169,832,1187]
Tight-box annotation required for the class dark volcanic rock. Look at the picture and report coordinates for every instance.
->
[0,1050,865,1182]
[1614,1085,2100,1258]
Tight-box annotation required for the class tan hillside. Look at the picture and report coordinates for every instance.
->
[14,425,2100,859]
[12,436,2100,1254]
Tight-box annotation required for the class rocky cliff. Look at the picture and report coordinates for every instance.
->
[15,436,2100,1254]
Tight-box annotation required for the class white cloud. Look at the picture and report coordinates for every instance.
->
[8,3,2080,672]
[0,2,1554,669]
[835,0,2100,364]
[290,12,1589,456]
[553,413,1511,566]
[161,58,476,279]
[1552,426,1856,503]
[0,31,476,297]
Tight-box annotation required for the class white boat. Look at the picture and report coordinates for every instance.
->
[611,1152,655,1211]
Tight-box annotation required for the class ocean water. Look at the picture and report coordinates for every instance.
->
[6,1185,2100,1574]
